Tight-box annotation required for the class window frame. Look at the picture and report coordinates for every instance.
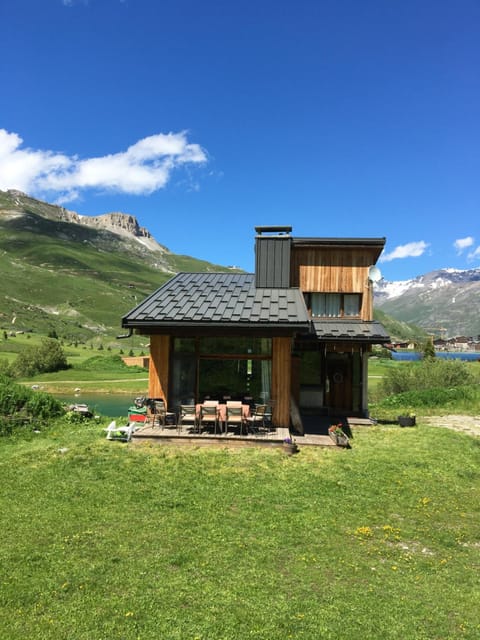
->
[304,292,362,318]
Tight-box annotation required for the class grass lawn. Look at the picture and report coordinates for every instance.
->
[1,420,479,639]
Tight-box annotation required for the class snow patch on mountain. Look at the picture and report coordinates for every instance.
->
[374,268,480,301]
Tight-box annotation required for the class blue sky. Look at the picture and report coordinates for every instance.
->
[1,0,479,281]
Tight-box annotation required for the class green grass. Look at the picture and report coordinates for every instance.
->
[0,195,236,342]
[0,420,479,639]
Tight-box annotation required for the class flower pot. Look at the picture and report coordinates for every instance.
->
[398,416,416,427]
[282,443,299,455]
[329,432,349,446]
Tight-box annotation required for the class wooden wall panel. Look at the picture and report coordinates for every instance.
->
[148,334,170,405]
[271,336,292,428]
[290,247,378,321]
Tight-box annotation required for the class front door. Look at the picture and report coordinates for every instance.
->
[326,352,352,415]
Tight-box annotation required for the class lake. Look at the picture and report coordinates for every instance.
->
[57,393,138,418]
[392,352,480,362]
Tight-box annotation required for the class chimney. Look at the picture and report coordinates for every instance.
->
[254,226,292,288]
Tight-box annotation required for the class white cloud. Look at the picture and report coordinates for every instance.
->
[454,236,474,254]
[379,241,429,263]
[0,129,207,202]
[467,246,480,261]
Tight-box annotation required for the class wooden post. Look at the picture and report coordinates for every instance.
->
[148,335,170,406]
[271,336,292,428]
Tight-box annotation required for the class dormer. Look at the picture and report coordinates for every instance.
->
[290,236,385,321]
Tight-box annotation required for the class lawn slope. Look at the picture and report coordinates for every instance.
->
[0,421,479,639]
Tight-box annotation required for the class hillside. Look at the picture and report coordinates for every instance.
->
[1,189,447,345]
[0,190,236,342]
[374,269,480,339]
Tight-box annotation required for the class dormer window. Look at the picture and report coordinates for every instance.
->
[305,293,362,318]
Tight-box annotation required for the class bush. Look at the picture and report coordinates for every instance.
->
[77,354,146,374]
[0,377,64,435]
[79,355,129,371]
[12,338,69,378]
[380,359,475,396]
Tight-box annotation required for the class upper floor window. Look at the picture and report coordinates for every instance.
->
[305,293,362,318]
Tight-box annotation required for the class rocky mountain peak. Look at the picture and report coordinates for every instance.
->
[79,211,153,240]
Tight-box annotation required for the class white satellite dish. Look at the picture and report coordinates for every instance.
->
[368,265,382,283]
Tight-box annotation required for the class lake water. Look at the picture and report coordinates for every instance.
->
[56,393,137,418]
[392,352,480,362]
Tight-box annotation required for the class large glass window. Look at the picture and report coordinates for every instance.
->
[170,338,197,412]
[171,337,272,407]
[199,337,271,355]
[198,357,270,403]
[307,293,361,318]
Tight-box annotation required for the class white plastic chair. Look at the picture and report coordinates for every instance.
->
[105,420,136,442]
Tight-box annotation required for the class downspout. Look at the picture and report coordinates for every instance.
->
[116,328,133,340]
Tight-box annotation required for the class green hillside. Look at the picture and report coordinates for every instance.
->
[374,308,428,343]
[0,190,232,343]
[1,189,419,346]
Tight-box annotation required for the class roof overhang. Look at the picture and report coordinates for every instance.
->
[292,237,386,262]
[122,320,311,338]
[311,319,390,344]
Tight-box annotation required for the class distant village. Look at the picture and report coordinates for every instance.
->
[390,335,480,352]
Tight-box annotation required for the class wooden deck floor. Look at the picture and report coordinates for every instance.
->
[131,423,337,449]
[129,414,373,449]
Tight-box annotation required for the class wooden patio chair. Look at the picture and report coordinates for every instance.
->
[244,404,268,435]
[199,404,219,434]
[153,399,176,429]
[225,404,245,435]
[178,404,198,432]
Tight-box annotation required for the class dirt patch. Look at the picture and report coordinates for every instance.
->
[421,415,480,437]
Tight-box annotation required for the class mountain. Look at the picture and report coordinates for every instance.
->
[2,189,478,344]
[373,268,480,339]
[0,189,237,342]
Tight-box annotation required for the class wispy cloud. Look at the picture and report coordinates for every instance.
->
[467,246,480,262]
[454,236,474,254]
[0,129,207,203]
[379,241,429,263]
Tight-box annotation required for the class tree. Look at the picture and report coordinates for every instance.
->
[13,338,69,378]
[422,339,436,360]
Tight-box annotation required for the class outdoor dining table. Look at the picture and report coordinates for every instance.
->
[195,403,250,434]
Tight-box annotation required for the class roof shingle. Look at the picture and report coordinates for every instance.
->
[122,272,310,328]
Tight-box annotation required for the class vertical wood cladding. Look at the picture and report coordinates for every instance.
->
[148,334,170,406]
[271,336,292,428]
[290,247,379,321]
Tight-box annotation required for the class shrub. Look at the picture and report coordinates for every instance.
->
[0,377,64,434]
[380,359,475,396]
[12,338,69,378]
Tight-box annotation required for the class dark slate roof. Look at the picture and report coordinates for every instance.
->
[312,319,390,343]
[122,272,311,329]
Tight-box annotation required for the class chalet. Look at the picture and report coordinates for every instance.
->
[121,226,390,432]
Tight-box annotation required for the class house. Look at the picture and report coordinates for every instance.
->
[121,226,390,432]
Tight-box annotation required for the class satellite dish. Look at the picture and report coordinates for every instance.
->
[368,265,382,283]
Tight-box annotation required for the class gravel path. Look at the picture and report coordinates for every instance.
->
[421,415,480,437]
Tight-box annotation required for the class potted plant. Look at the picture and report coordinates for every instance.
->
[328,423,349,446]
[397,412,416,427]
[282,437,299,455]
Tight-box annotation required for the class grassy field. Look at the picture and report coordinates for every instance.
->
[0,334,149,394]
[0,418,479,639]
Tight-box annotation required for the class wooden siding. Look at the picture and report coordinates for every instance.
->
[290,247,378,321]
[271,336,292,428]
[148,335,170,407]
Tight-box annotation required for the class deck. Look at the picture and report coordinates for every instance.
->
[130,414,373,449]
